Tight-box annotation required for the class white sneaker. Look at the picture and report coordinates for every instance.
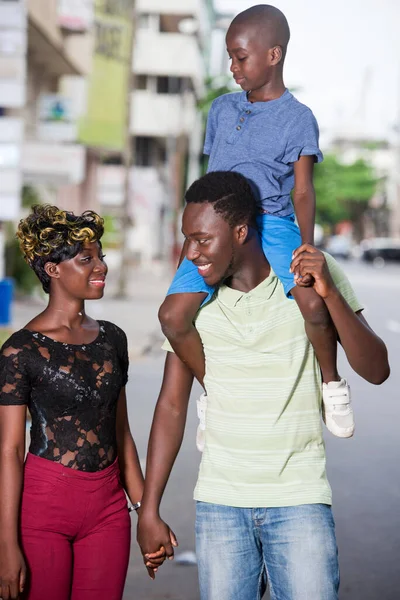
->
[196,393,207,452]
[322,378,354,438]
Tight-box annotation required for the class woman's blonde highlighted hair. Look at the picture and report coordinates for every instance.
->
[17,205,104,293]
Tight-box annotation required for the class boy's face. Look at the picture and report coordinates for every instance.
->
[226,23,277,93]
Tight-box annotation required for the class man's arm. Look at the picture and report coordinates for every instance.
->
[291,244,390,384]
[137,352,194,574]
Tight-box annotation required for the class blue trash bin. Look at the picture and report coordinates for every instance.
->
[0,278,14,326]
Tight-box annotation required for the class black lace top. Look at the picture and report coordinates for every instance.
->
[0,321,128,472]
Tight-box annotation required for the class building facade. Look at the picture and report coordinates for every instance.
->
[98,0,215,264]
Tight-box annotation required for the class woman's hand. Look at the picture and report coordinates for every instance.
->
[0,542,26,600]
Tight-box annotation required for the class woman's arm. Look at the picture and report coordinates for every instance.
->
[0,405,27,599]
[115,387,144,507]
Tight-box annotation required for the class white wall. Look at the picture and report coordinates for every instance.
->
[134,30,204,96]
[130,90,197,137]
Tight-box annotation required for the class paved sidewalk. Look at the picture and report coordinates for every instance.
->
[8,261,173,359]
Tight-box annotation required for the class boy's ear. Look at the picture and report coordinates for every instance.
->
[44,262,60,280]
[270,45,283,65]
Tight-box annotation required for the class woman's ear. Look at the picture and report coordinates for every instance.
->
[44,262,60,281]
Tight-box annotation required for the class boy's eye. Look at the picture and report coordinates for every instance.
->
[81,256,92,262]
[198,239,208,245]
[238,56,247,62]
[100,254,106,261]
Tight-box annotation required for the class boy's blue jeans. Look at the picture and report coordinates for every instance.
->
[195,502,339,600]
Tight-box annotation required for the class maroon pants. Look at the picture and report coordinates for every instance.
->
[20,453,131,600]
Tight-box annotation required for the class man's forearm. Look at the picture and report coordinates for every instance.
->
[141,401,188,514]
[140,353,194,515]
[324,288,390,384]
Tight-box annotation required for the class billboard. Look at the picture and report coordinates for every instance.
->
[78,0,134,152]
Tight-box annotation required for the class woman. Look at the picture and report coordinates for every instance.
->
[0,205,162,600]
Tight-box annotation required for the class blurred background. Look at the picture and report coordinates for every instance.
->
[0,1,399,599]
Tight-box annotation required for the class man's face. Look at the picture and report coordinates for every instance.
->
[226,23,275,93]
[182,203,243,287]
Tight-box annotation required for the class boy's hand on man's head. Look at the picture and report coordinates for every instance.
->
[290,244,336,299]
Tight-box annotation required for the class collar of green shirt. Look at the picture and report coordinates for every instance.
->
[216,268,279,308]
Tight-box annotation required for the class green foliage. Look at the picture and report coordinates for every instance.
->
[314,154,378,229]
[5,236,39,295]
[22,185,41,209]
[101,214,120,248]
[198,76,234,116]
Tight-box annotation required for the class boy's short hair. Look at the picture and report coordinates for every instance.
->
[17,204,104,293]
[185,171,258,228]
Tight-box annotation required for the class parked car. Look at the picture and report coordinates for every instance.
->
[360,237,400,267]
[325,235,352,259]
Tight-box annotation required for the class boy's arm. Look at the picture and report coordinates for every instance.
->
[291,245,390,384]
[137,352,194,572]
[292,155,316,245]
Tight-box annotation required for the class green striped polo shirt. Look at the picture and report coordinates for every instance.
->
[166,254,362,508]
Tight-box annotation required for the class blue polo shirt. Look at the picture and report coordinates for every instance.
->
[204,89,323,217]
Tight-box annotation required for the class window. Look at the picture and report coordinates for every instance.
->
[156,76,182,94]
[134,137,167,167]
[135,75,147,90]
[137,13,160,31]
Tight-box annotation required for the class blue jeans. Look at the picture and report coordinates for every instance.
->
[195,502,339,600]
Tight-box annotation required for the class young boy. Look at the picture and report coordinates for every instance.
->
[159,4,354,438]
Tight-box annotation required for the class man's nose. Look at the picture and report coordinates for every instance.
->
[186,242,200,262]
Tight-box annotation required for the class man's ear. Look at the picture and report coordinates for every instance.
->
[44,262,60,281]
[236,224,249,245]
[269,45,283,66]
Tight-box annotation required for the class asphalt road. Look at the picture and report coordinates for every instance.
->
[123,259,400,600]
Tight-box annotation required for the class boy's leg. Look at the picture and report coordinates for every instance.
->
[290,285,339,383]
[160,257,214,384]
[159,292,207,384]
[257,214,353,438]
[195,502,266,600]
[261,504,340,600]
[291,285,354,437]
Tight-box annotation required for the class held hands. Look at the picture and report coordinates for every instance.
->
[0,542,26,600]
[290,244,336,299]
[137,513,178,579]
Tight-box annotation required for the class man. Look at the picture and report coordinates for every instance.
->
[137,171,389,600]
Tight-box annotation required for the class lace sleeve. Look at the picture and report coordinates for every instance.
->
[102,321,129,386]
[0,334,31,405]
[116,326,129,386]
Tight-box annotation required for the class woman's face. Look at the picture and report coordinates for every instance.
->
[47,241,108,300]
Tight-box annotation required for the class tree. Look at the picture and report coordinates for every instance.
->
[314,154,378,239]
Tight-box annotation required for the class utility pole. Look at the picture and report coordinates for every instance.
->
[117,0,136,297]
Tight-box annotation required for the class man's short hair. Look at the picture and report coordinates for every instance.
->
[185,171,257,228]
